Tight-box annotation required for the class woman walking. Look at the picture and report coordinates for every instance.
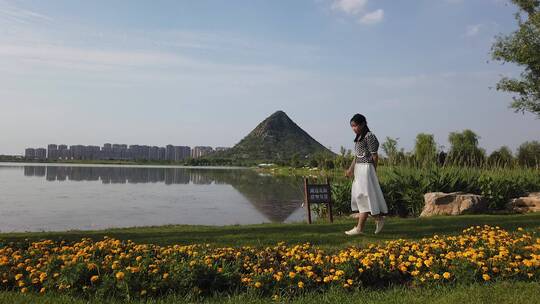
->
[345,114,388,235]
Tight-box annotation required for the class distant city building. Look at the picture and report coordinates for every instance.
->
[35,148,46,160]
[47,144,58,160]
[158,147,166,160]
[58,145,69,159]
[214,147,230,152]
[165,145,175,161]
[24,143,219,162]
[24,148,35,159]
[70,145,84,160]
[174,146,191,161]
[149,146,160,160]
[191,146,214,158]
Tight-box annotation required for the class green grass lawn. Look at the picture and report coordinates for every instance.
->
[1,213,539,250]
[0,281,538,304]
[1,213,539,303]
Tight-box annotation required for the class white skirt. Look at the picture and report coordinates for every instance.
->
[351,163,388,215]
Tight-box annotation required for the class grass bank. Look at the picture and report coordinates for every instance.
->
[0,281,538,304]
[1,213,539,250]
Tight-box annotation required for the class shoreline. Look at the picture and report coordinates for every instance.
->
[1,213,538,248]
[0,161,251,169]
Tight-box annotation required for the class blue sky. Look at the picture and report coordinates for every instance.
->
[0,0,537,156]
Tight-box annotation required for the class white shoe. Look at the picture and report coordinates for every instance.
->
[375,218,385,234]
[345,226,364,236]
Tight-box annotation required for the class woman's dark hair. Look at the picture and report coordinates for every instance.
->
[350,113,370,142]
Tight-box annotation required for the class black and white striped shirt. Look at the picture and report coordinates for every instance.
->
[354,131,379,163]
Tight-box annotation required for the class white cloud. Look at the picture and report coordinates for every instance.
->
[0,0,51,24]
[329,0,383,25]
[359,9,384,25]
[465,24,483,37]
[331,0,368,14]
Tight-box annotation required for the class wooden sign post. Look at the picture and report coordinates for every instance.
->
[304,178,333,224]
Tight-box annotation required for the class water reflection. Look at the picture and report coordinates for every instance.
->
[0,164,306,231]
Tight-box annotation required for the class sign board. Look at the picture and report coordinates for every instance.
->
[304,178,333,224]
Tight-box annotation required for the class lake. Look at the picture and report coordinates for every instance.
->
[0,163,307,232]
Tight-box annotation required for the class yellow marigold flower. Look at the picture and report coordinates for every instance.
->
[254,282,262,288]
[115,272,125,281]
[298,281,304,288]
[39,287,46,294]
[21,287,28,293]
[482,274,491,281]
[140,289,147,296]
[90,275,99,283]
[15,274,23,281]
[163,273,169,279]
[433,274,441,280]
[87,263,97,270]
[443,272,451,279]
[347,279,353,285]
[289,272,296,278]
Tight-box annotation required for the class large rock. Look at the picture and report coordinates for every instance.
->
[420,192,488,217]
[507,192,540,213]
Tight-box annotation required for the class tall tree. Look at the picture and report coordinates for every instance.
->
[447,130,486,167]
[491,0,540,117]
[381,137,400,166]
[414,133,437,166]
[487,146,515,167]
[517,140,540,167]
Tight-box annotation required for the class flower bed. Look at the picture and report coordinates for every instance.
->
[0,226,538,300]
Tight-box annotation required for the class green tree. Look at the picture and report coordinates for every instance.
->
[491,0,540,117]
[311,151,329,169]
[336,146,352,169]
[323,159,335,170]
[487,146,515,167]
[414,133,437,167]
[290,152,301,168]
[381,137,400,166]
[517,140,540,167]
[447,130,486,167]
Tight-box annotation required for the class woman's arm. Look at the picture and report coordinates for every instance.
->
[372,153,378,171]
[366,133,380,171]
[346,156,356,177]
